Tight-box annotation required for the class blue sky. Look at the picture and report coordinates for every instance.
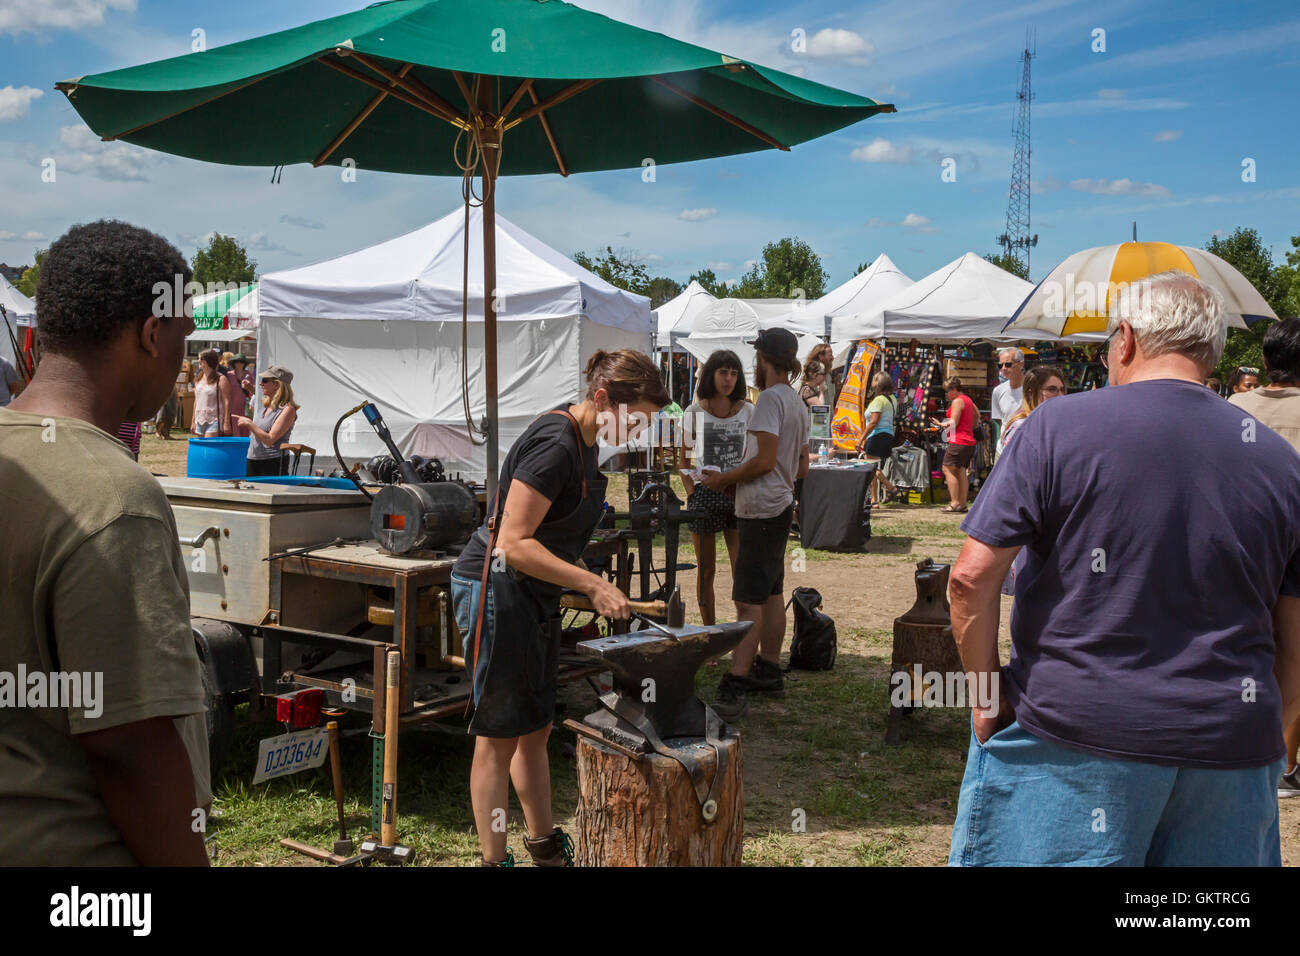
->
[0,0,1296,288]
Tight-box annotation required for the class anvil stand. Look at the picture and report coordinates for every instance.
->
[574,618,751,823]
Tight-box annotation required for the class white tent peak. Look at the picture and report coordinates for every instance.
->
[257,205,649,330]
[831,252,1042,344]
[763,254,913,336]
[654,279,717,349]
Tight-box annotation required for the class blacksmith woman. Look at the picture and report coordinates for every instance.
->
[451,349,671,866]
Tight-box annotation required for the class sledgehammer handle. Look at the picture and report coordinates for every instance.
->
[380,650,400,846]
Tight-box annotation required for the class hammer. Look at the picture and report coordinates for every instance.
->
[326,720,352,856]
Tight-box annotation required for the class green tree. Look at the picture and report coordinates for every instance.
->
[1206,228,1289,381]
[573,246,650,295]
[1278,233,1300,320]
[645,276,683,309]
[732,237,828,301]
[688,268,725,297]
[983,251,1029,280]
[15,248,46,298]
[191,234,257,288]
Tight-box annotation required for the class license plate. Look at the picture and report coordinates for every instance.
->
[253,727,329,785]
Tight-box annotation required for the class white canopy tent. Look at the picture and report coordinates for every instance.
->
[831,252,1108,344]
[763,253,915,338]
[654,280,716,351]
[257,207,653,480]
[0,275,35,373]
[678,298,819,374]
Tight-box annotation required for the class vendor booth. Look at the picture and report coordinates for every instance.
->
[257,207,654,481]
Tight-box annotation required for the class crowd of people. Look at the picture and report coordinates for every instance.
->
[6,219,1299,870]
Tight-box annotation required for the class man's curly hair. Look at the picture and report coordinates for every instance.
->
[36,220,191,355]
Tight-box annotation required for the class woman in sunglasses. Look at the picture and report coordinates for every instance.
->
[997,365,1067,456]
[1228,366,1261,394]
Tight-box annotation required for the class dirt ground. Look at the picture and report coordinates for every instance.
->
[141,434,1300,866]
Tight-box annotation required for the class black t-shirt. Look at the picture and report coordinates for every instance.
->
[454,408,607,582]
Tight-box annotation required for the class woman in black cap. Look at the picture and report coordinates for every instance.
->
[450,348,671,867]
[701,327,810,719]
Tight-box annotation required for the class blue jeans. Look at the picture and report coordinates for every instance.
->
[949,719,1284,866]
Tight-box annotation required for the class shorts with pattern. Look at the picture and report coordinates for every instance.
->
[687,484,736,535]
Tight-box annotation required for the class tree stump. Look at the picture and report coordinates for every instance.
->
[575,730,743,866]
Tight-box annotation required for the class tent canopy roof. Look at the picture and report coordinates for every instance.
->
[764,253,914,335]
[654,279,716,349]
[257,205,651,332]
[831,252,1096,344]
[0,274,35,325]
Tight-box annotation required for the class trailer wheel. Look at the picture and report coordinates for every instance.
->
[199,650,236,771]
[191,619,256,772]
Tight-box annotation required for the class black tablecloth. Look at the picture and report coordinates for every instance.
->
[799,463,876,552]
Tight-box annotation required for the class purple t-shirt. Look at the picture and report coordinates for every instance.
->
[963,378,1300,769]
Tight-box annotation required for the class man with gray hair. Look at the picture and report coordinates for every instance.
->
[946,271,1300,865]
[990,346,1025,429]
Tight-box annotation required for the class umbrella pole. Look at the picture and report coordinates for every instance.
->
[480,83,501,505]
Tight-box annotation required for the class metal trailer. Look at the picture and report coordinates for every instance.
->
[162,477,607,760]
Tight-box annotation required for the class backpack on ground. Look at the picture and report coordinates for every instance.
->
[787,587,837,671]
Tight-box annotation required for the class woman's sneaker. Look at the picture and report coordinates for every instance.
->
[480,848,516,866]
[1279,766,1300,798]
[524,827,575,867]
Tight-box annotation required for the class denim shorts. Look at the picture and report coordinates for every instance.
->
[450,571,559,739]
[948,717,1284,866]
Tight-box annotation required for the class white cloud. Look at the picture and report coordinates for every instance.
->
[678,207,718,222]
[1096,89,1126,99]
[865,213,937,234]
[0,230,46,241]
[0,0,136,36]
[802,28,874,62]
[280,214,325,230]
[45,125,163,181]
[1034,177,1172,199]
[0,86,43,123]
[851,138,913,163]
[246,232,300,256]
[1153,130,1182,143]
[850,135,1003,176]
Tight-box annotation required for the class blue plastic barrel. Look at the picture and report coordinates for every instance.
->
[186,437,251,479]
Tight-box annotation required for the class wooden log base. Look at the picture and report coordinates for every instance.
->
[575,729,742,867]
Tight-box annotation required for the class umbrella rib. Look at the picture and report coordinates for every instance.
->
[59,73,273,142]
[319,56,468,129]
[344,49,467,127]
[499,78,535,125]
[502,79,601,131]
[313,62,414,167]
[526,86,568,177]
[650,76,787,151]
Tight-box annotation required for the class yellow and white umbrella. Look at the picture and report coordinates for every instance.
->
[1006,241,1277,337]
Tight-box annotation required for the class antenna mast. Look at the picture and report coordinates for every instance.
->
[996,32,1037,277]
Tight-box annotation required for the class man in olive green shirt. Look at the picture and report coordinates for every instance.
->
[0,220,209,865]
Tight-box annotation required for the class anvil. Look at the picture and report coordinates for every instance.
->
[576,619,752,750]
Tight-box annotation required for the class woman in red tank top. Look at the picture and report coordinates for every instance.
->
[930,376,978,512]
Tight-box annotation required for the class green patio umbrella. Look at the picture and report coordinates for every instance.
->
[57,0,894,498]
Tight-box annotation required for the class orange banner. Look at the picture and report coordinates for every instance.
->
[831,341,880,452]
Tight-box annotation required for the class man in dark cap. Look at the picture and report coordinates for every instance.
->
[702,327,810,718]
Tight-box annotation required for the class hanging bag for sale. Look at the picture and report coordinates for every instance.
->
[786,587,837,671]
